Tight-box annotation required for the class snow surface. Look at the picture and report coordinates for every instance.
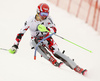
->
[0,0,100,81]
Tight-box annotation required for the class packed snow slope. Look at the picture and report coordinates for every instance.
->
[0,0,100,81]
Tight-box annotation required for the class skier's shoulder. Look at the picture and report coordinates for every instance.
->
[26,15,35,23]
[46,15,54,24]
[46,15,53,20]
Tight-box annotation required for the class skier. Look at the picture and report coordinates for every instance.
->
[9,3,87,75]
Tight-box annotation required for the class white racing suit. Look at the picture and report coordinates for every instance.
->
[14,15,77,69]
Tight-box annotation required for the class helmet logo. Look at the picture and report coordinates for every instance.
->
[43,8,48,10]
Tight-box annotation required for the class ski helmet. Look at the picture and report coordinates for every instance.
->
[37,3,49,13]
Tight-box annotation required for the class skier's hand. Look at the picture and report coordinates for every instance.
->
[9,45,18,54]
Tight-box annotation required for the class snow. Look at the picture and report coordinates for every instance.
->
[0,0,100,81]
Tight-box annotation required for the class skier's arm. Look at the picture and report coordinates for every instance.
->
[47,26,57,33]
[47,17,57,33]
[9,21,30,54]
[14,23,29,46]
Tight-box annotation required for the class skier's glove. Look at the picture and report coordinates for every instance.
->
[9,45,18,54]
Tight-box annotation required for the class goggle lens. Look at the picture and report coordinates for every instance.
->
[40,12,49,17]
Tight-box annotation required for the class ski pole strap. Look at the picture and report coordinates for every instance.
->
[34,33,55,60]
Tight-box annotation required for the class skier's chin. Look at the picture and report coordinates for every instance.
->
[41,16,47,20]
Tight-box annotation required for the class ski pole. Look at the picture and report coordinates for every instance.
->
[53,34,92,53]
[38,25,92,53]
[0,48,8,51]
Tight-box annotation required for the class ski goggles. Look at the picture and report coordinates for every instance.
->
[40,12,49,17]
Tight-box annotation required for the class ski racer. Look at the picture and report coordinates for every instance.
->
[9,3,87,75]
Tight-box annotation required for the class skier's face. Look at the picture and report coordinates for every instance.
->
[40,15,47,20]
